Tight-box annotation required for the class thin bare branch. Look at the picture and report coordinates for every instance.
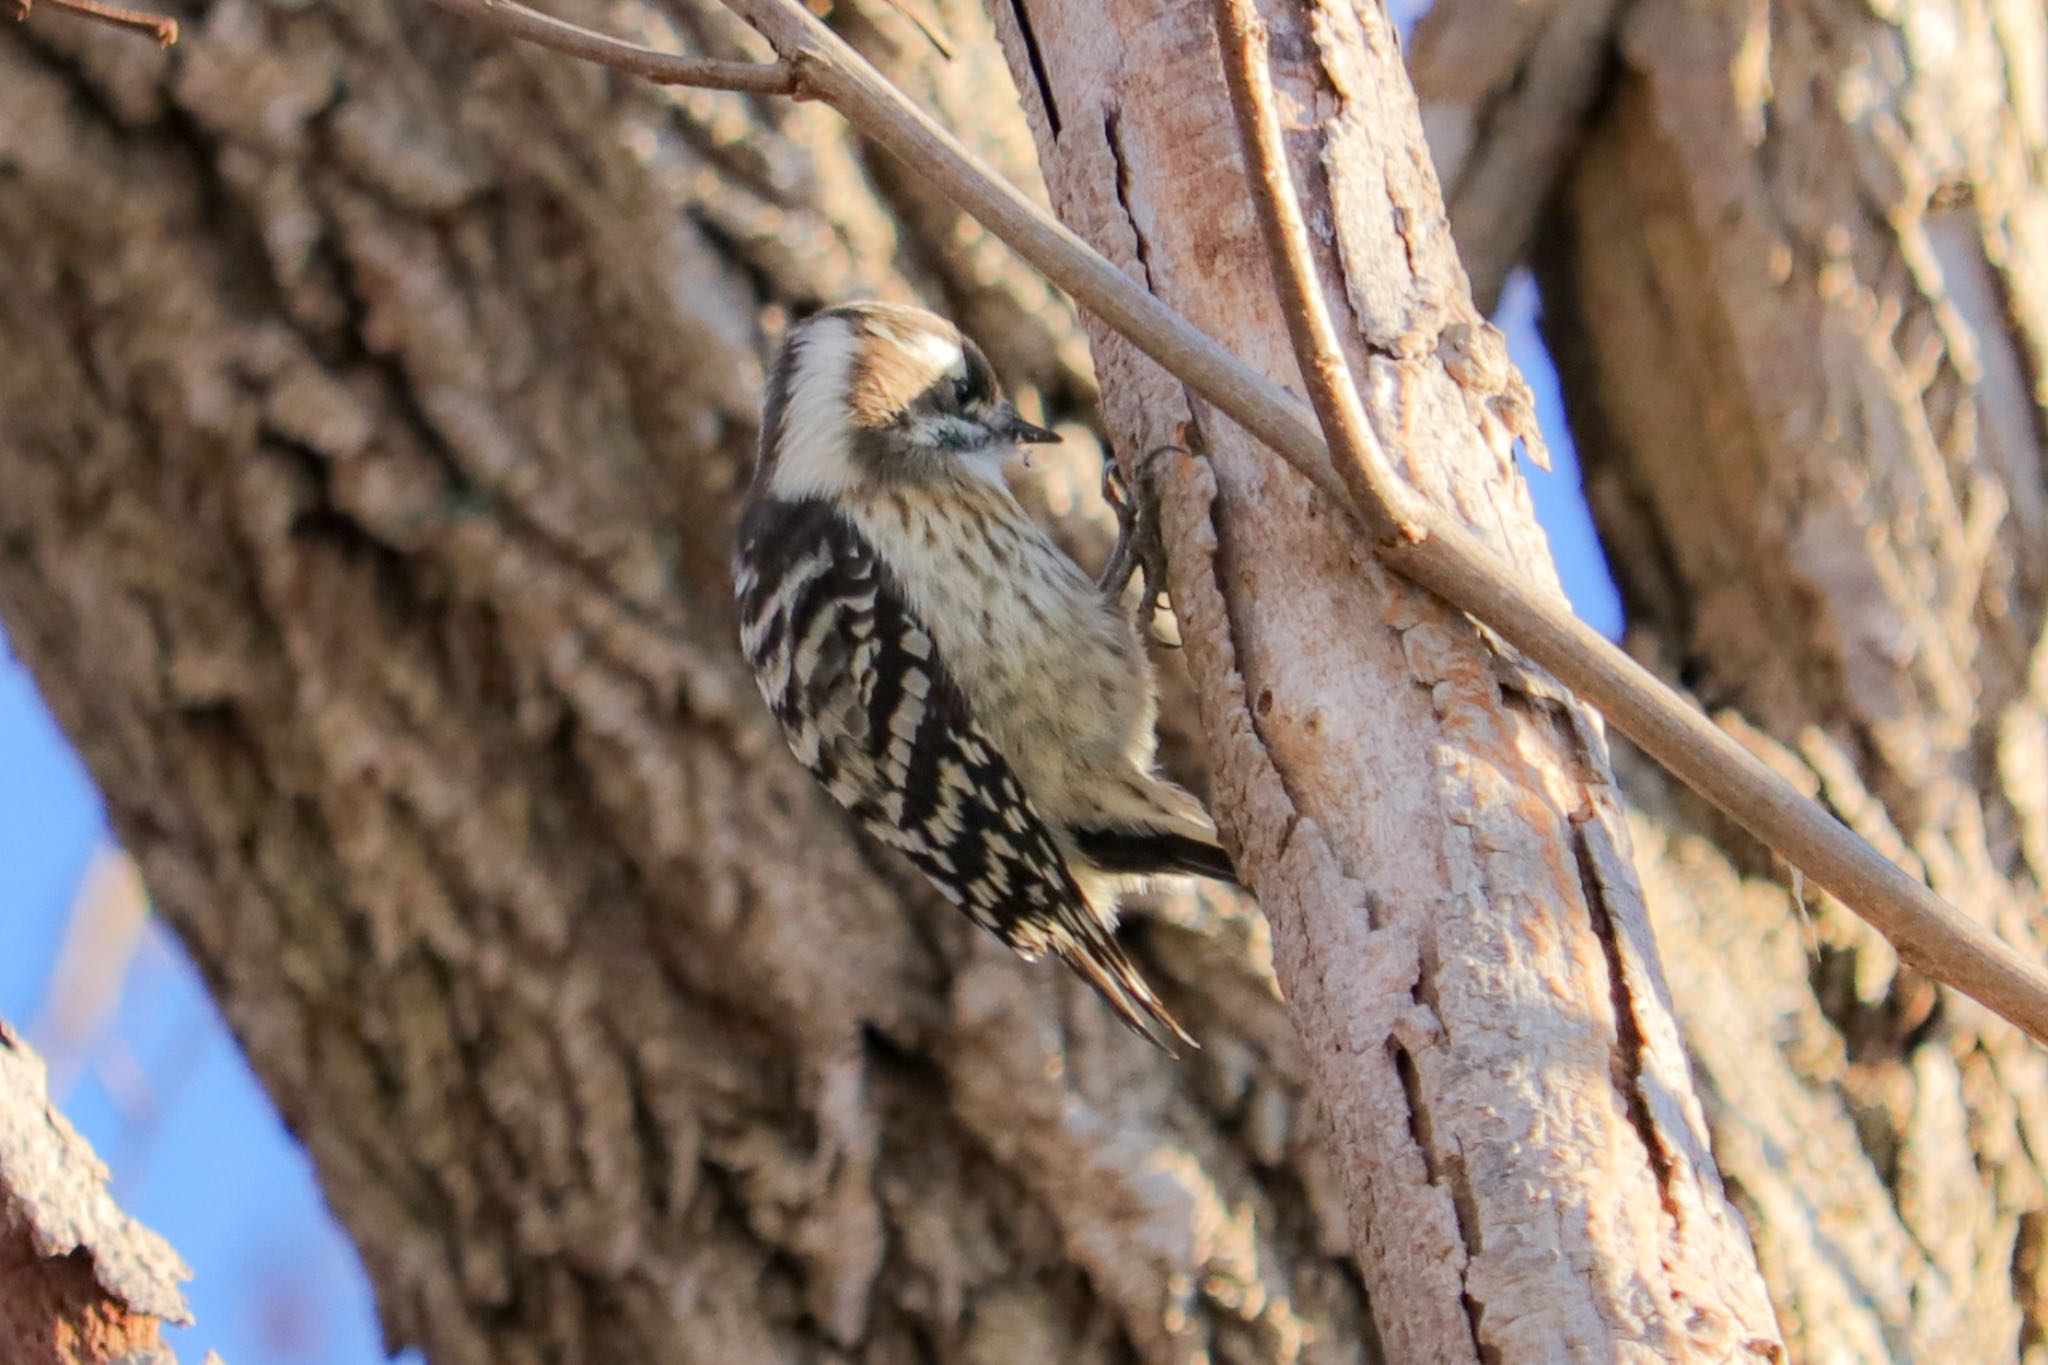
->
[1211,0,1423,547]
[724,0,1365,503]
[420,0,797,93]
[10,0,178,45]
[415,0,2048,1046]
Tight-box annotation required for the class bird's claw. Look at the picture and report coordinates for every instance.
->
[1099,448,1177,643]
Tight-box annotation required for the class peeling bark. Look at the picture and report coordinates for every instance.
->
[990,0,1780,1359]
[0,1022,190,1365]
[1536,0,2048,1356]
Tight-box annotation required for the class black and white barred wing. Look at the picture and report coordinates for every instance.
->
[734,498,1191,1050]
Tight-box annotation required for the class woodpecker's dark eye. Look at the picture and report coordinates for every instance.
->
[953,350,997,409]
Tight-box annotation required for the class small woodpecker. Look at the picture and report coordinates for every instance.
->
[732,302,1237,1050]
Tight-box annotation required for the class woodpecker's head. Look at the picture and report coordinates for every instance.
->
[756,301,1060,499]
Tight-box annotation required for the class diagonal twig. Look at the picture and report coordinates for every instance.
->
[10,0,179,45]
[420,0,796,93]
[718,0,1361,509]
[418,0,2048,1046]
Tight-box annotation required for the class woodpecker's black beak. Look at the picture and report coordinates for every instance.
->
[997,405,1062,446]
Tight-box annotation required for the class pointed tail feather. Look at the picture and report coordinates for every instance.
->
[1056,923,1197,1055]
[1070,826,1239,886]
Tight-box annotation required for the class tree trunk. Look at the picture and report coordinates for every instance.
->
[0,1022,191,1365]
[0,2,1361,1362]
[989,1,1780,1360]
[1497,0,2048,1357]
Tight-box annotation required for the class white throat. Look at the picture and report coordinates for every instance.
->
[955,443,1012,488]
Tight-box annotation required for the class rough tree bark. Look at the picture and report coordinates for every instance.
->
[0,2,1363,1362]
[1416,0,2048,1358]
[990,0,1780,1360]
[0,1022,191,1365]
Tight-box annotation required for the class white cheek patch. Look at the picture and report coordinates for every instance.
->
[905,414,982,448]
[770,317,860,500]
[904,414,1008,487]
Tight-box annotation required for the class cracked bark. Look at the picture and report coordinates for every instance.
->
[991,0,1780,1360]
[0,2,1354,1362]
[1531,0,2048,1357]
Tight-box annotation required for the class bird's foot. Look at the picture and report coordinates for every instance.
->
[1099,448,1177,641]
